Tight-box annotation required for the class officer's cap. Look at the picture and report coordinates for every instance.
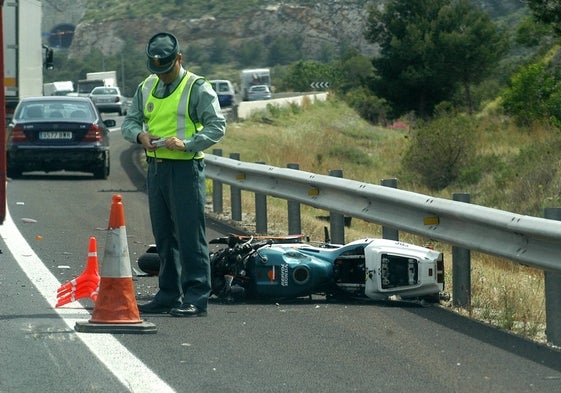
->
[146,32,179,74]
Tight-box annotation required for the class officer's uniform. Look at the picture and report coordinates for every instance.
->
[121,32,226,316]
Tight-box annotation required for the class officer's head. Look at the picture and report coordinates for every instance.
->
[146,32,180,75]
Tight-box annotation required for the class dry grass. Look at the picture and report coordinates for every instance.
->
[207,97,550,343]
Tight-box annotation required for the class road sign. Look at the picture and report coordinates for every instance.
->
[310,82,330,89]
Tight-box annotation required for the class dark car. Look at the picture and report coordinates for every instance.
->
[88,86,128,116]
[6,96,115,179]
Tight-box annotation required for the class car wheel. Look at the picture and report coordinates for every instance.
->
[7,167,22,179]
[93,152,110,179]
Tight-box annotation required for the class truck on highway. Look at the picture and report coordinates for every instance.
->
[2,0,53,224]
[76,70,117,96]
[3,0,50,116]
[240,68,271,101]
[43,81,74,96]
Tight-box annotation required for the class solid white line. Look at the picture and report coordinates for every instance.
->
[0,208,176,393]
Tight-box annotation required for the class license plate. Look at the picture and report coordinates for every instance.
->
[39,131,72,140]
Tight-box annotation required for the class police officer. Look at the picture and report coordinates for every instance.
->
[122,32,226,317]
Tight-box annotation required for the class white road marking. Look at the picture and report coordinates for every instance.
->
[0,208,176,393]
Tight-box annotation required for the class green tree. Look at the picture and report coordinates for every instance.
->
[365,0,505,117]
[332,49,375,94]
[515,15,553,47]
[282,60,334,92]
[433,0,508,113]
[501,61,560,126]
[238,40,268,67]
[267,35,303,66]
[210,37,232,64]
[526,0,561,35]
[365,0,450,117]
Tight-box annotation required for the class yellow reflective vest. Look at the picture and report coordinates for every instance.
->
[142,71,203,160]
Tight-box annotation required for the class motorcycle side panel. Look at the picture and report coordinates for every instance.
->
[245,246,334,298]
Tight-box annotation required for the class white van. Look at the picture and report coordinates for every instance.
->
[209,79,236,107]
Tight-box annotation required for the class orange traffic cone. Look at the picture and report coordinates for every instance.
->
[75,194,156,334]
[56,236,100,307]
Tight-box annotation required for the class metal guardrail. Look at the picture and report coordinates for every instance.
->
[205,154,561,273]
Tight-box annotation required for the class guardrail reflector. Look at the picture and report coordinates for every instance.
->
[424,216,439,225]
[236,173,246,180]
[308,188,320,196]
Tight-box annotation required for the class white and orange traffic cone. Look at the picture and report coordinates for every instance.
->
[56,236,100,307]
[75,194,156,334]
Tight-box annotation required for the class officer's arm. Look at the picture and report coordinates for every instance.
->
[183,80,226,153]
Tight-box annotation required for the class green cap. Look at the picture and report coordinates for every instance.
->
[145,32,179,74]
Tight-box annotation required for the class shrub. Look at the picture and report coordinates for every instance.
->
[501,61,561,126]
[401,114,478,190]
[344,87,389,125]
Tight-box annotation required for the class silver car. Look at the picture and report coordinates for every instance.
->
[88,86,128,116]
[247,84,272,101]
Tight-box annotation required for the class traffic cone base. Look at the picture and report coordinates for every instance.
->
[75,320,157,334]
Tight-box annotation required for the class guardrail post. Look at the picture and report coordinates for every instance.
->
[211,149,223,213]
[229,153,242,221]
[543,207,561,346]
[452,193,471,308]
[287,163,302,235]
[255,162,267,234]
[328,169,345,244]
[381,178,399,240]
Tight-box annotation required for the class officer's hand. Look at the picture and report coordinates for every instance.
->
[137,132,158,151]
[166,136,187,151]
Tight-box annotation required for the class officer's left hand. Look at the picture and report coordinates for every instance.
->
[165,136,187,151]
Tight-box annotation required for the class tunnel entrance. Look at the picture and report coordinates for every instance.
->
[49,24,75,48]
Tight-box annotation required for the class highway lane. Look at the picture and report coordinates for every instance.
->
[1,119,561,392]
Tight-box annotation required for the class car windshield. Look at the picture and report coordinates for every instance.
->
[217,83,230,92]
[92,88,117,95]
[15,100,95,121]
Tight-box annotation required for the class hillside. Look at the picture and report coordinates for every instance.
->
[67,0,526,62]
[69,1,379,62]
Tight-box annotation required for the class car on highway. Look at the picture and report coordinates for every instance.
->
[210,79,236,107]
[6,96,115,179]
[88,86,128,116]
[247,84,272,101]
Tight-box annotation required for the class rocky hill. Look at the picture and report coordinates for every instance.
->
[44,0,526,62]
[68,1,380,60]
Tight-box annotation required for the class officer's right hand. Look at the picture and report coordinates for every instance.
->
[137,132,158,151]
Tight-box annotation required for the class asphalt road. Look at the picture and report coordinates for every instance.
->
[1,116,560,393]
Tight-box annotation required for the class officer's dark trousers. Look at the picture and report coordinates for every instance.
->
[147,158,211,311]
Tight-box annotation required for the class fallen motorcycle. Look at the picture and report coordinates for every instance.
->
[137,233,445,303]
